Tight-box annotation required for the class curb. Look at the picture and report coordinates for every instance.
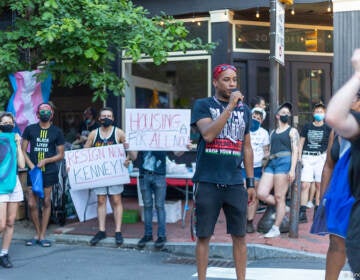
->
[13,232,326,261]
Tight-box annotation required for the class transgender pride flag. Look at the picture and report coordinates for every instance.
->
[6,70,52,134]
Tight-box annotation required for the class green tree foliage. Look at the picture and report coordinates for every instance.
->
[0,0,213,109]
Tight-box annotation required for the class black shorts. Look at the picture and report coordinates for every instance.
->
[194,182,248,238]
[27,172,59,188]
[345,201,360,278]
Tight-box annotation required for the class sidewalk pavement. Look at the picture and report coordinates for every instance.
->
[13,197,328,261]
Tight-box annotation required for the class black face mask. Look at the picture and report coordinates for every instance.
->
[39,110,52,122]
[0,124,14,133]
[279,115,289,123]
[100,118,113,127]
[39,115,51,122]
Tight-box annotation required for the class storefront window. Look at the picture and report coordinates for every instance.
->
[183,20,209,45]
[235,23,333,53]
[129,59,209,109]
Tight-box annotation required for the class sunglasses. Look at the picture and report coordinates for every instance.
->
[220,65,237,72]
[39,110,52,115]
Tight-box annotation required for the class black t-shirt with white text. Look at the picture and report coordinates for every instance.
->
[300,122,331,153]
[22,123,65,174]
[191,97,251,185]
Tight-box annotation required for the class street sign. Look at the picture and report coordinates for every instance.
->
[275,0,285,65]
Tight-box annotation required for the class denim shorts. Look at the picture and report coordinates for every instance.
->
[241,167,263,181]
[264,155,291,174]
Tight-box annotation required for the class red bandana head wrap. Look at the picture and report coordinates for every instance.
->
[212,64,237,80]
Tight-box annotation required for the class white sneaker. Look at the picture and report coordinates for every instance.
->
[306,201,314,208]
[264,225,280,238]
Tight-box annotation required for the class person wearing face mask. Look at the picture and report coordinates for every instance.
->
[21,103,65,247]
[73,107,100,148]
[257,102,300,238]
[298,103,331,224]
[0,112,25,268]
[242,108,270,233]
[84,107,135,247]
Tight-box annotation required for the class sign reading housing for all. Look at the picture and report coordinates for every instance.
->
[125,109,191,151]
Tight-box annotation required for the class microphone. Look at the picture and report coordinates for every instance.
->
[231,89,243,107]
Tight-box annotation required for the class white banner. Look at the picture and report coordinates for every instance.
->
[125,109,191,151]
[65,144,130,190]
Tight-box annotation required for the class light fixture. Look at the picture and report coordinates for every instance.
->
[327,0,332,12]
[291,7,295,15]
[256,7,260,19]
[197,21,201,26]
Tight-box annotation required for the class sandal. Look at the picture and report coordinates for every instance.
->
[39,239,52,247]
[25,238,39,246]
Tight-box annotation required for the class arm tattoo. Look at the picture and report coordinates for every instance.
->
[291,129,300,150]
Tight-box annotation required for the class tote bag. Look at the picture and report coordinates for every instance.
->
[29,167,44,198]
[324,148,354,238]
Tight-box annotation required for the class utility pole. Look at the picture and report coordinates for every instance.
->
[269,0,281,132]
[270,0,300,238]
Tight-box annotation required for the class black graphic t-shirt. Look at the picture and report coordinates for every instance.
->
[301,122,331,153]
[22,123,65,174]
[191,97,251,185]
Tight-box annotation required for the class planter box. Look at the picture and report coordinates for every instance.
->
[122,209,139,224]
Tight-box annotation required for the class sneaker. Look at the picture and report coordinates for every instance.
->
[306,201,314,208]
[264,225,280,238]
[154,236,167,249]
[299,211,308,223]
[137,235,153,249]
[246,222,255,233]
[0,254,13,268]
[115,232,124,246]
[89,231,106,246]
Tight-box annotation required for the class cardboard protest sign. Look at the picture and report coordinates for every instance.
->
[125,109,190,151]
[65,144,130,190]
[70,189,112,222]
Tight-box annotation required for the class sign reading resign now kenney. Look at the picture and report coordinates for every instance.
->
[65,144,130,190]
[125,109,191,151]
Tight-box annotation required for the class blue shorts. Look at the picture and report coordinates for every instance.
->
[264,156,291,174]
[241,167,263,181]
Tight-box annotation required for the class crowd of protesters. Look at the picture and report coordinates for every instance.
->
[2,55,360,280]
